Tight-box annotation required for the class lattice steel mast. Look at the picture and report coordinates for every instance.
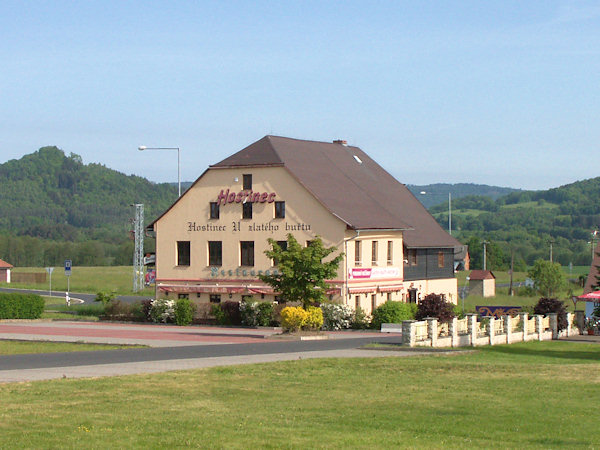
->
[133,204,144,292]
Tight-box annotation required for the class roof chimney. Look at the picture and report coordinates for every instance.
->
[333,139,347,146]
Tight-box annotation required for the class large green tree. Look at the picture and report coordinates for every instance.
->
[527,259,566,298]
[259,234,343,309]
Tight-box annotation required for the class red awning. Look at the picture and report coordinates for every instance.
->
[348,286,376,294]
[378,284,404,293]
[158,285,246,294]
[578,291,600,301]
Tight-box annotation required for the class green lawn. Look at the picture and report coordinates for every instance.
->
[7,266,154,296]
[0,340,142,355]
[0,340,598,448]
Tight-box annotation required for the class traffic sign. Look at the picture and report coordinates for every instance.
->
[65,259,72,276]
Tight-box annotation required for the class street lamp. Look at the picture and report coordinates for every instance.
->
[138,146,181,197]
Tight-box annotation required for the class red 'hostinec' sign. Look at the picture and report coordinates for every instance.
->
[217,189,276,206]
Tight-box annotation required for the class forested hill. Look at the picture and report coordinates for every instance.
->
[429,177,600,269]
[0,147,178,266]
[407,183,519,209]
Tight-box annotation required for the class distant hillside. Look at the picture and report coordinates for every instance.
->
[429,178,600,269]
[407,183,520,209]
[0,146,178,266]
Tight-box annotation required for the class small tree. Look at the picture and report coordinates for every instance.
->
[527,259,566,298]
[534,297,567,332]
[415,293,455,323]
[260,234,343,310]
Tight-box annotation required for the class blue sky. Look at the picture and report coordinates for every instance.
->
[1,1,598,190]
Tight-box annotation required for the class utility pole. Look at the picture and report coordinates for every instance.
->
[482,240,488,271]
[549,238,554,263]
[448,192,452,235]
[509,248,514,296]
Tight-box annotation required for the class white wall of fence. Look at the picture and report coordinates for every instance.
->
[400,311,584,348]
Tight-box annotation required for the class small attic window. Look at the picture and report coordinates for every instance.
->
[353,155,363,164]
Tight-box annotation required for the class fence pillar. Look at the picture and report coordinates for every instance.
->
[565,312,572,337]
[535,315,543,341]
[449,317,458,347]
[504,315,511,344]
[467,314,477,346]
[426,318,438,347]
[519,313,529,341]
[548,313,558,339]
[402,321,416,347]
[488,317,495,346]
[575,311,585,335]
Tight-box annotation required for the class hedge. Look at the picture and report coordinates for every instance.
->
[0,293,45,319]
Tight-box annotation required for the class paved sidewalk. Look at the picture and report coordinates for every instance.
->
[0,321,391,347]
[0,321,282,347]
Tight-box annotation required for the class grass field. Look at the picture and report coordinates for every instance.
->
[0,340,598,448]
[0,341,142,355]
[7,266,154,296]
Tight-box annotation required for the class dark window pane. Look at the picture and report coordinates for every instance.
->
[243,174,252,190]
[275,201,285,218]
[243,202,252,219]
[209,241,222,266]
[210,202,219,219]
[210,294,221,303]
[241,241,254,266]
[177,241,190,266]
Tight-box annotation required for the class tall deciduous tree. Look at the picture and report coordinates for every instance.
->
[259,234,343,309]
[527,259,566,298]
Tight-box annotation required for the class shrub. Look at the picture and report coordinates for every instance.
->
[221,301,241,325]
[141,299,153,321]
[211,304,226,325]
[415,294,455,323]
[174,297,195,326]
[103,299,133,320]
[453,305,465,319]
[0,293,44,319]
[372,301,417,329]
[257,302,274,327]
[240,299,260,326]
[239,298,273,327]
[150,298,175,323]
[95,291,116,306]
[57,303,105,317]
[304,306,324,330]
[321,303,354,330]
[351,306,372,329]
[533,297,568,331]
[280,306,308,332]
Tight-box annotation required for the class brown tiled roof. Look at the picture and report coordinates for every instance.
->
[0,258,13,269]
[469,270,495,280]
[583,241,600,294]
[211,136,461,248]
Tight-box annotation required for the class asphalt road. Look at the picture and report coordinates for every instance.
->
[0,287,150,304]
[0,335,403,371]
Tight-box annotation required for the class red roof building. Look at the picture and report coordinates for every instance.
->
[0,258,13,283]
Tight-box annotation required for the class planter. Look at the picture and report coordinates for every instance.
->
[588,329,595,336]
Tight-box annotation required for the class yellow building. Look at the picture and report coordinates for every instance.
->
[149,136,460,314]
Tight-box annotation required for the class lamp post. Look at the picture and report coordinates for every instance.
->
[138,146,181,197]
